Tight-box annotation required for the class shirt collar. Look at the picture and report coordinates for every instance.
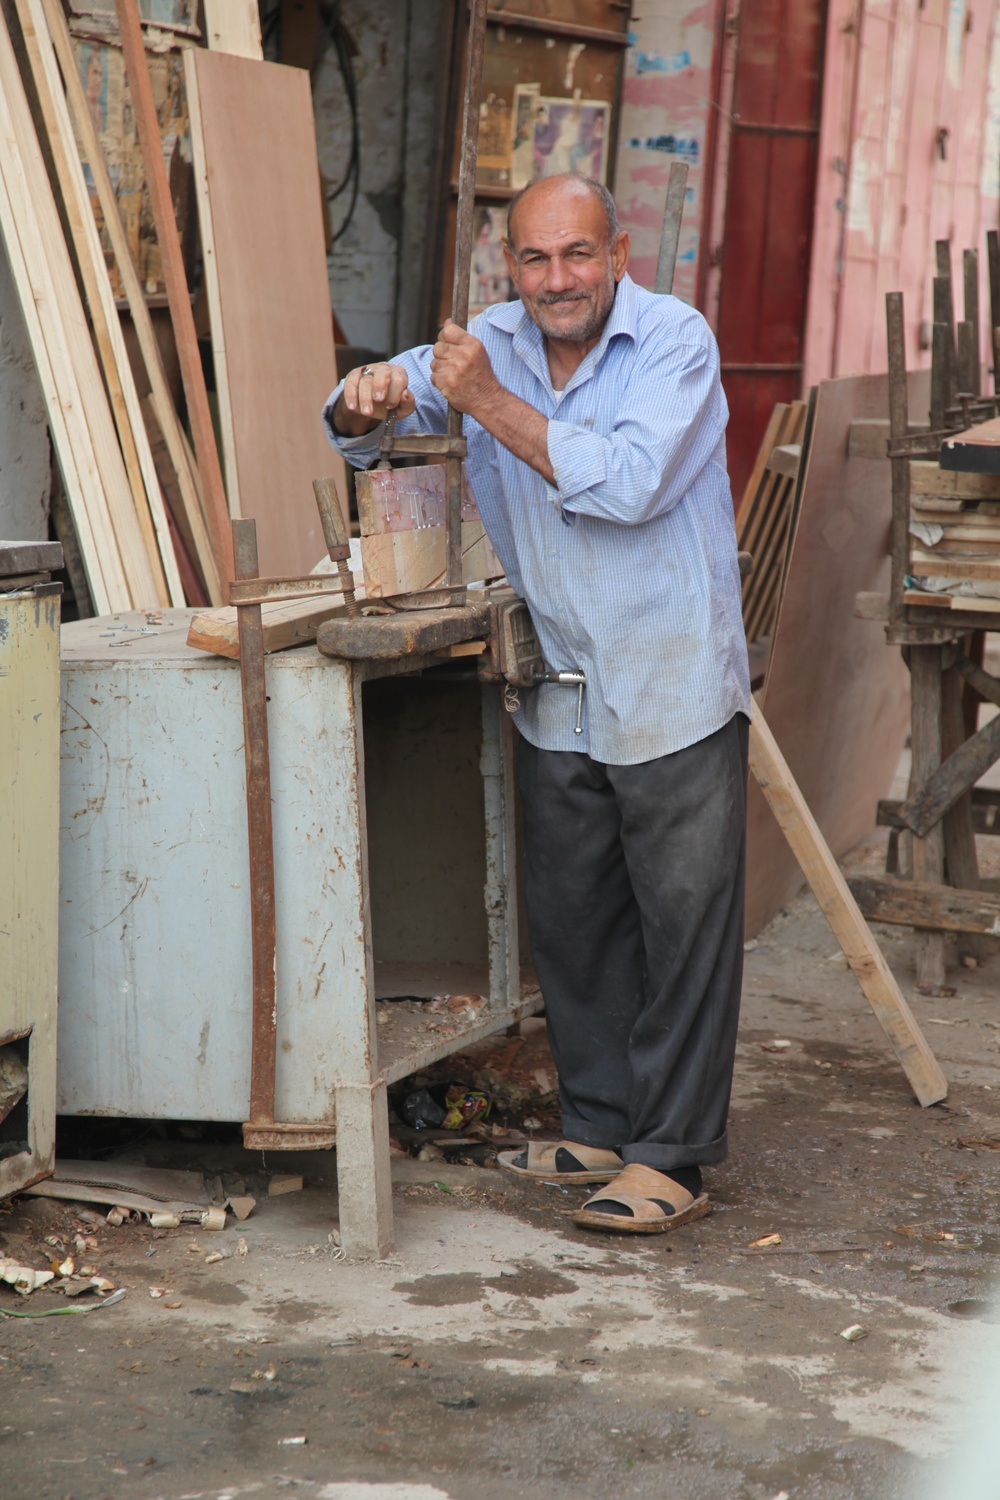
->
[497,273,639,394]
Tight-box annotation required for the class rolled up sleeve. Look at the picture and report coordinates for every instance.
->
[549,335,727,526]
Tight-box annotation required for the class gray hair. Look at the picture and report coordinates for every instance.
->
[506,174,620,248]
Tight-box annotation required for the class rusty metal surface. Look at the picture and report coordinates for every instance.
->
[243,1122,336,1151]
[233,520,278,1130]
[312,476,358,618]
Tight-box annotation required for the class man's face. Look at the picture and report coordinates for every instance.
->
[503,184,629,346]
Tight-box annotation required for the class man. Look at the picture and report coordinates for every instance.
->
[323,173,751,1235]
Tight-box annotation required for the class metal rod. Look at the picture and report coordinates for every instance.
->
[654,161,689,297]
[886,292,910,631]
[988,231,1000,394]
[932,276,955,414]
[312,476,358,617]
[232,518,278,1130]
[964,248,981,396]
[445,0,489,588]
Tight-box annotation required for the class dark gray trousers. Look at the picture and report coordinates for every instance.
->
[517,713,749,1172]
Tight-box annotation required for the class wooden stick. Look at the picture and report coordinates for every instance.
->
[113,0,234,591]
[848,876,1000,936]
[0,16,129,613]
[38,0,223,605]
[654,160,689,297]
[749,708,947,1107]
[14,0,182,608]
[898,705,1000,839]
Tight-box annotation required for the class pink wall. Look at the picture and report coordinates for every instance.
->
[803,0,1000,391]
[615,0,720,306]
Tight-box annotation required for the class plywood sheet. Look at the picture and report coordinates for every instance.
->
[186,49,347,578]
[745,373,917,936]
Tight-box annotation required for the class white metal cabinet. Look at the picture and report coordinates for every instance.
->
[58,613,535,1252]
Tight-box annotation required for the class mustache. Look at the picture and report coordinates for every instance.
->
[535,290,591,306]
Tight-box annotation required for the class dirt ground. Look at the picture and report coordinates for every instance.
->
[3,834,1000,1500]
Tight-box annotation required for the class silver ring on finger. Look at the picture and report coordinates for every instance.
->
[361,365,376,377]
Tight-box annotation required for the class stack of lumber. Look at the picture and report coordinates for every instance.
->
[735,400,808,646]
[0,0,227,612]
[904,461,1000,614]
[0,0,346,616]
[356,465,504,598]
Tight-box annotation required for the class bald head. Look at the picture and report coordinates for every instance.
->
[506,174,619,250]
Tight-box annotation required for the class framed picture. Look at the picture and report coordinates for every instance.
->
[510,91,610,190]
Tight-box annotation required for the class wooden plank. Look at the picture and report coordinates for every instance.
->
[909,552,1000,583]
[848,876,1000,936]
[0,17,127,614]
[749,709,947,1107]
[745,373,915,937]
[38,0,222,606]
[880,787,1000,836]
[903,588,1000,614]
[899,708,1000,840]
[186,596,348,659]
[114,0,234,590]
[317,604,492,662]
[361,521,504,598]
[14,0,182,609]
[184,48,349,577]
[848,417,891,460]
[202,0,263,57]
[735,403,787,533]
[910,461,1000,498]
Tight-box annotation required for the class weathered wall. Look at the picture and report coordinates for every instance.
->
[0,245,50,542]
[313,0,451,356]
[615,0,718,305]
[804,0,1000,388]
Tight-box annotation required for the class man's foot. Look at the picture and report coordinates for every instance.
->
[497,1141,623,1183]
[572,1163,710,1234]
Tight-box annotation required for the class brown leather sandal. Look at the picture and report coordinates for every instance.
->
[497,1140,623,1183]
[573,1163,710,1234]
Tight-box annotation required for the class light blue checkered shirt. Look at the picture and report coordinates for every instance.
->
[324,273,750,765]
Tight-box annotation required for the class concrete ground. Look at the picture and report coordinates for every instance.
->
[3,836,1000,1500]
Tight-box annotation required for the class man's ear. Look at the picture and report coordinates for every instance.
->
[611,230,630,282]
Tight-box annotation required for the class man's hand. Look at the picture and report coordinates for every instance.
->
[332,361,416,436]
[430,321,500,416]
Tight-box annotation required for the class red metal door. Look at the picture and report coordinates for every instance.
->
[710,0,828,501]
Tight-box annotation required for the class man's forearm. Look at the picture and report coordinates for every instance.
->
[470,385,555,486]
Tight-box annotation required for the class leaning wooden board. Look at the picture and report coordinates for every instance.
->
[744,373,921,936]
[184,49,349,578]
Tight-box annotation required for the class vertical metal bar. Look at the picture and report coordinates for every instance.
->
[886,292,910,631]
[932,275,956,414]
[232,518,277,1129]
[480,684,520,1011]
[930,323,949,431]
[654,160,689,297]
[963,248,981,396]
[312,476,358,617]
[445,0,489,588]
[988,231,1000,394]
[957,320,977,397]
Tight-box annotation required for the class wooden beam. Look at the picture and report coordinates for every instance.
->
[749,708,947,1107]
[899,708,1000,839]
[187,595,349,659]
[202,0,263,57]
[848,876,1000,936]
[113,0,234,590]
[14,0,182,608]
[880,786,1000,836]
[0,15,129,613]
[38,0,222,605]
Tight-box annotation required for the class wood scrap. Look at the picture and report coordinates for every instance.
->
[848,876,1000,935]
[36,0,223,605]
[0,14,131,613]
[202,0,263,57]
[114,0,234,589]
[362,521,503,598]
[14,0,182,608]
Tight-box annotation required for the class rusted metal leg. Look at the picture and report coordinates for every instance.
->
[481,683,520,1011]
[909,646,946,991]
[334,1080,393,1259]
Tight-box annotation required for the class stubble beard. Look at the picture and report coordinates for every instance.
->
[526,266,617,345]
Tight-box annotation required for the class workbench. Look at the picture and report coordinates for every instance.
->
[58,610,539,1253]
